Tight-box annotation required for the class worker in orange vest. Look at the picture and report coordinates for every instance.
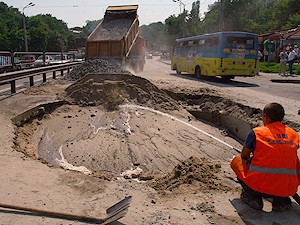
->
[231,103,300,211]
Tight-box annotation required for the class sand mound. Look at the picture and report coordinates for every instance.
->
[149,156,232,194]
[63,73,180,111]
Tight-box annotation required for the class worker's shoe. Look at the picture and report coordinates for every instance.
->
[272,197,292,212]
[240,191,263,210]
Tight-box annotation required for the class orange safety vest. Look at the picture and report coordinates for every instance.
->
[231,121,300,197]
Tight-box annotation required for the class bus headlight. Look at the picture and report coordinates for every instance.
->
[250,50,257,55]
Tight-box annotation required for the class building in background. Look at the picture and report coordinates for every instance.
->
[258,25,300,62]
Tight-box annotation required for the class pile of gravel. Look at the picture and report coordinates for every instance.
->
[65,59,131,81]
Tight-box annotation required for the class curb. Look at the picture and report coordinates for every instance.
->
[271,79,300,83]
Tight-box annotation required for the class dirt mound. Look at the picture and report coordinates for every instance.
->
[149,156,232,194]
[65,59,131,81]
[63,73,180,111]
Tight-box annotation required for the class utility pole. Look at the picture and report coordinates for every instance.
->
[22,2,35,52]
[219,0,224,32]
[173,0,186,37]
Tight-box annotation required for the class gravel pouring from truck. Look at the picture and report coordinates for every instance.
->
[85,5,145,72]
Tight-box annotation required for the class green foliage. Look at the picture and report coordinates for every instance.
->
[140,22,170,51]
[186,1,203,36]
[164,0,299,41]
[0,2,76,52]
[259,62,300,75]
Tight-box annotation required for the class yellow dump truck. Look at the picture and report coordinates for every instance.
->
[85,5,145,71]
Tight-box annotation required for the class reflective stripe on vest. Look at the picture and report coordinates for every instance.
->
[249,165,300,176]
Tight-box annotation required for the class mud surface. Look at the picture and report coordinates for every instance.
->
[3,68,300,224]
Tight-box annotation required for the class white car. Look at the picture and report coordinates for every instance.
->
[49,55,70,65]
[72,54,84,62]
[34,55,54,67]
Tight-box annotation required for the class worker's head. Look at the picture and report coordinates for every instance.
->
[262,103,285,125]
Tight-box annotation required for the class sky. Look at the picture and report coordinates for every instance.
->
[3,0,215,28]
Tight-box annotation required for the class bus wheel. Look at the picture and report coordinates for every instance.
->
[195,66,202,78]
[175,66,181,75]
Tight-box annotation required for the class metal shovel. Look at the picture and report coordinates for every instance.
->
[0,196,132,224]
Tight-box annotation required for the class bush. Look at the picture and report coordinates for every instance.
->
[259,62,300,75]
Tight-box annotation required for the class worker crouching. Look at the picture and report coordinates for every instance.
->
[231,103,300,211]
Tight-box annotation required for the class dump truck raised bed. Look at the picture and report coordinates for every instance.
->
[85,5,145,71]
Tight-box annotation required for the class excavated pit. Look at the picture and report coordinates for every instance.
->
[12,59,300,193]
[163,89,300,139]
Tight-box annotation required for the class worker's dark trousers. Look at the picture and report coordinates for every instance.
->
[237,178,290,206]
[288,60,294,74]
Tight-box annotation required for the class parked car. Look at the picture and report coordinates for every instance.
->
[20,55,36,68]
[21,55,36,64]
[34,55,54,67]
[49,55,70,65]
[72,54,84,62]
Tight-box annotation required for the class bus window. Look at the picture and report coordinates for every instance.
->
[188,41,193,47]
[227,36,254,49]
[206,37,219,46]
[179,42,188,48]
[193,40,199,46]
[198,39,205,45]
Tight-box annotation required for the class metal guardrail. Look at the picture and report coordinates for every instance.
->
[0,51,84,73]
[0,62,81,94]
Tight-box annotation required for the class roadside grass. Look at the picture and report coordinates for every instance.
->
[259,62,300,75]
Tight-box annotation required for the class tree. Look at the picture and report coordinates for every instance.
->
[202,2,220,33]
[186,0,203,36]
[140,22,170,51]
[274,0,300,30]
[27,16,49,51]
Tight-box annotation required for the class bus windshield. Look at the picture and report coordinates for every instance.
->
[226,36,254,49]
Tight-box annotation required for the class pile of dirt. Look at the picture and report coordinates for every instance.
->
[65,59,131,81]
[149,156,232,194]
[63,73,180,111]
